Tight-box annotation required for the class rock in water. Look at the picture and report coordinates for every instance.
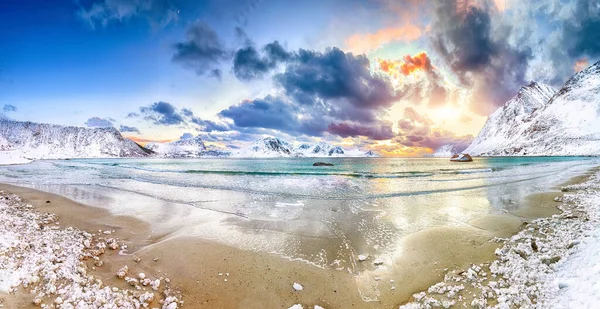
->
[313,162,334,166]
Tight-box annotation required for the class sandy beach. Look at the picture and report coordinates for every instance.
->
[0,165,593,309]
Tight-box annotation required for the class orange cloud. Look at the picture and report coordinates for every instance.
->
[378,52,433,76]
[346,24,422,54]
[574,57,589,72]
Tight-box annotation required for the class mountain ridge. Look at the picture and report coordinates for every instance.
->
[0,119,149,159]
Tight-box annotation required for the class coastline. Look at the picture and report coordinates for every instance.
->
[0,166,595,308]
[399,167,599,308]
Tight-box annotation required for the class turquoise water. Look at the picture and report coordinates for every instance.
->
[0,157,598,273]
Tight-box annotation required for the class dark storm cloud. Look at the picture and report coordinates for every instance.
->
[119,125,140,134]
[219,95,302,133]
[430,0,532,115]
[172,21,231,79]
[77,0,178,29]
[327,122,395,140]
[85,117,113,128]
[2,105,16,113]
[133,101,231,131]
[276,47,399,109]
[139,101,185,125]
[232,41,292,81]
[220,46,401,140]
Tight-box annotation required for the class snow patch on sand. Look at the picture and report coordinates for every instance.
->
[400,170,600,308]
[0,191,182,308]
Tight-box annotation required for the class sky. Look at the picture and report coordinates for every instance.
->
[0,0,598,156]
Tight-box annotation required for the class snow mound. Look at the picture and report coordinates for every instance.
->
[0,134,11,151]
[0,150,31,165]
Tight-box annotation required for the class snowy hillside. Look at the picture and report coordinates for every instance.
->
[147,136,211,158]
[232,137,378,158]
[0,134,11,151]
[428,144,459,157]
[0,119,150,159]
[465,61,600,156]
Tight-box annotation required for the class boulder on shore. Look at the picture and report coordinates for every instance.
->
[313,162,334,166]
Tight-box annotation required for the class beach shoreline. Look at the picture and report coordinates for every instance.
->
[0,166,595,308]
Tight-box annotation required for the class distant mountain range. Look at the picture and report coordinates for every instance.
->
[464,61,600,156]
[0,118,377,162]
[149,136,378,158]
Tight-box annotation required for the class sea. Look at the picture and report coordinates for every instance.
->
[0,157,598,273]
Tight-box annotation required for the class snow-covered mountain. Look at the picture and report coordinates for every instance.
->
[296,142,346,157]
[0,119,150,159]
[146,136,211,158]
[464,82,556,156]
[465,61,600,156]
[232,137,377,158]
[428,144,459,157]
[233,137,296,158]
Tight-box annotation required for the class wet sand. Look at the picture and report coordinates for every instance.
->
[0,169,593,308]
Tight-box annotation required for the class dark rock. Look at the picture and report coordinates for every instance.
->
[313,162,334,166]
[46,200,51,204]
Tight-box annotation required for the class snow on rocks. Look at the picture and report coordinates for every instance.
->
[0,190,182,308]
[400,171,600,308]
[293,282,304,291]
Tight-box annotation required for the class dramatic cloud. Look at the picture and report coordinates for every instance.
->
[233,41,292,81]
[2,104,16,113]
[563,1,600,60]
[345,24,422,54]
[430,0,532,115]
[393,107,472,152]
[119,125,141,134]
[219,95,324,135]
[276,47,399,109]
[139,101,185,125]
[378,52,448,107]
[77,0,178,29]
[220,46,402,140]
[180,132,194,139]
[132,101,231,132]
[85,117,113,128]
[327,121,395,140]
[172,21,230,79]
